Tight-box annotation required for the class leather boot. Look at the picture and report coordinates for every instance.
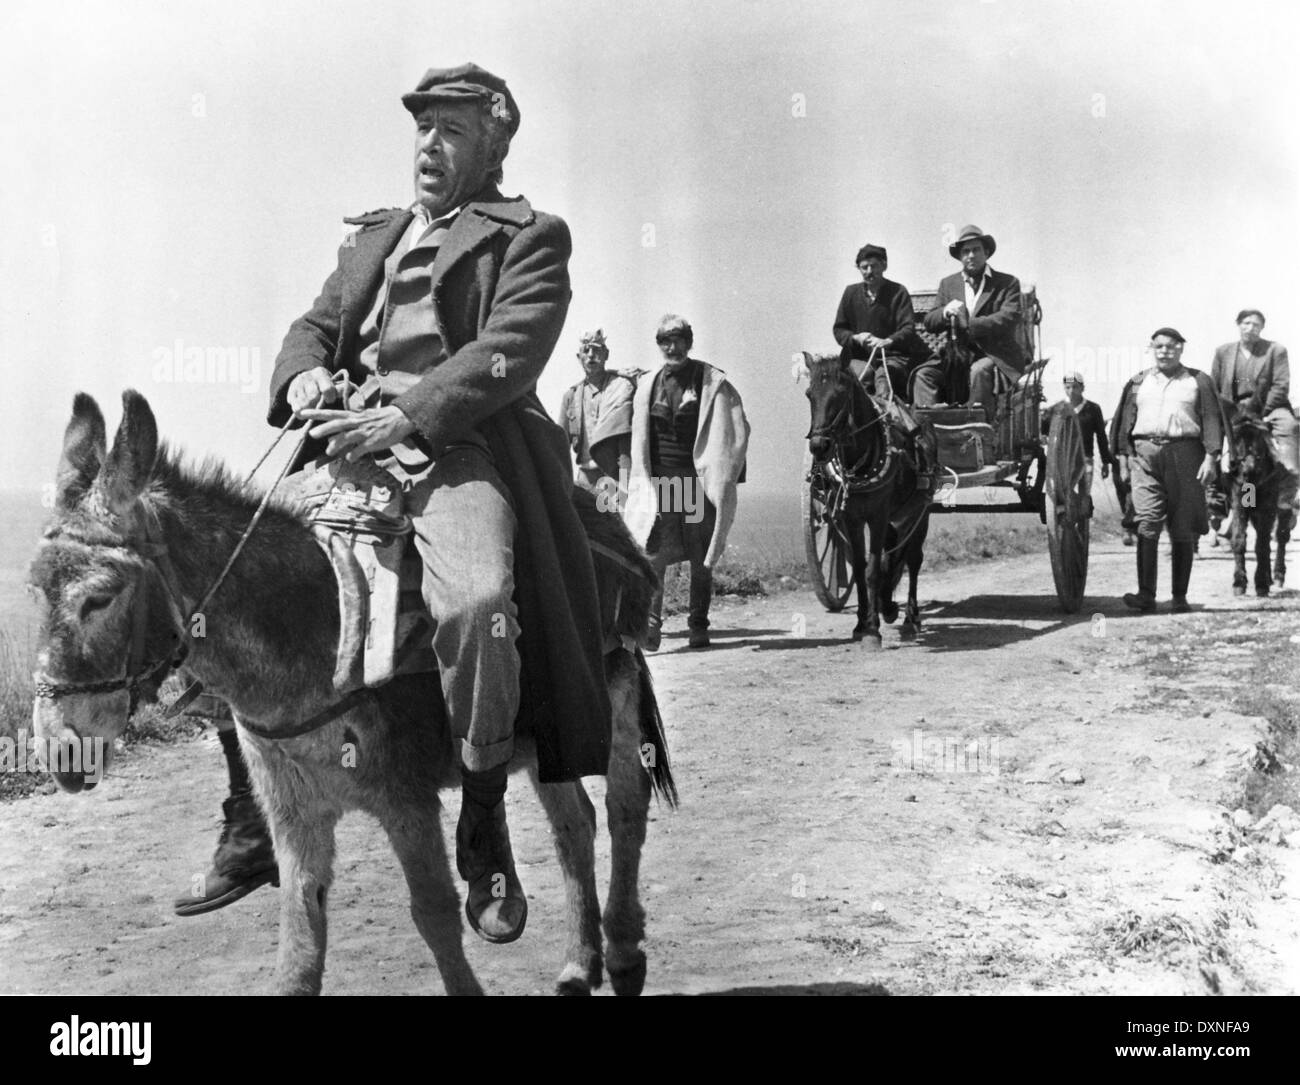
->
[1170,539,1195,611]
[174,792,279,916]
[1123,535,1158,612]
[456,764,527,944]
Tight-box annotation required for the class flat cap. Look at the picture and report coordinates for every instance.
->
[1150,326,1185,344]
[401,62,520,136]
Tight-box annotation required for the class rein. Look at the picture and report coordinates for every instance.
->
[34,384,336,718]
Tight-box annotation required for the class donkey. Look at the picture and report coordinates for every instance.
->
[800,353,931,646]
[29,390,675,996]
[1223,396,1285,598]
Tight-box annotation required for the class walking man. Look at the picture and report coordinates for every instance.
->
[1042,370,1116,494]
[626,315,750,650]
[1113,328,1223,612]
[560,329,636,508]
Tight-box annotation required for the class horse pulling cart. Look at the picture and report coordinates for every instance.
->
[802,287,1092,614]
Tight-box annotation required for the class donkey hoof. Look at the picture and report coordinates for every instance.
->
[900,621,917,641]
[1256,588,1270,598]
[859,635,883,651]
[554,959,601,996]
[608,951,647,997]
[1233,585,1247,597]
[881,602,899,624]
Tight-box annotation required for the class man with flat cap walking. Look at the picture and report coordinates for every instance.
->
[1113,327,1223,612]
[262,62,611,945]
[918,225,1028,420]
[833,243,929,401]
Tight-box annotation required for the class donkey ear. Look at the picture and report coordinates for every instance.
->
[98,390,159,514]
[791,352,811,386]
[55,393,108,510]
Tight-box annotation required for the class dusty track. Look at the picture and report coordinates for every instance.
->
[3,537,1298,995]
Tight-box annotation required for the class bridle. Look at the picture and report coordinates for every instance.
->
[807,368,895,492]
[33,505,192,716]
[33,384,336,719]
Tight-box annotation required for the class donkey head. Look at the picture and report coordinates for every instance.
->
[28,391,180,791]
[800,352,858,462]
[1232,413,1275,484]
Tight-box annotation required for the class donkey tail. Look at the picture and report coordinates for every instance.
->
[635,648,678,809]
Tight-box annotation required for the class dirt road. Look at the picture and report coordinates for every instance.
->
[3,535,1298,995]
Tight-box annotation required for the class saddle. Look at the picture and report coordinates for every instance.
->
[292,454,656,696]
[293,454,434,691]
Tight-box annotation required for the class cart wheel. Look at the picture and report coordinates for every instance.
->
[802,449,853,612]
[1045,409,1090,612]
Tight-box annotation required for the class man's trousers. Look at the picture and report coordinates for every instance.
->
[402,444,521,772]
[1130,437,1210,542]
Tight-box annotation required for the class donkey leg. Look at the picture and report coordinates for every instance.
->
[529,769,603,995]
[1231,508,1248,595]
[268,804,339,996]
[602,652,653,996]
[1275,515,1290,587]
[383,804,484,996]
[1255,515,1274,596]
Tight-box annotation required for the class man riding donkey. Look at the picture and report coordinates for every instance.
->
[1207,309,1299,574]
[175,63,610,946]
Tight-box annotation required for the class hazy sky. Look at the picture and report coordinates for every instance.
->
[3,0,1298,500]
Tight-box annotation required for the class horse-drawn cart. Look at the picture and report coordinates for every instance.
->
[802,287,1091,613]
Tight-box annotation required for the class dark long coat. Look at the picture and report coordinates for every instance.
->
[267,189,610,783]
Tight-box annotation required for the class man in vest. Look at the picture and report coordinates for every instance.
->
[270,63,610,945]
[625,315,750,650]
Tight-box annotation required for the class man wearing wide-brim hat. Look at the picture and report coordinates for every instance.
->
[261,62,611,945]
[918,225,1029,421]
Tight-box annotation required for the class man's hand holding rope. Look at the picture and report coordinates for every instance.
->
[290,366,417,462]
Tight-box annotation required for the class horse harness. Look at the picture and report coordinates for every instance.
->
[808,374,900,495]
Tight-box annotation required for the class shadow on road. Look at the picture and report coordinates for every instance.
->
[697,981,890,996]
